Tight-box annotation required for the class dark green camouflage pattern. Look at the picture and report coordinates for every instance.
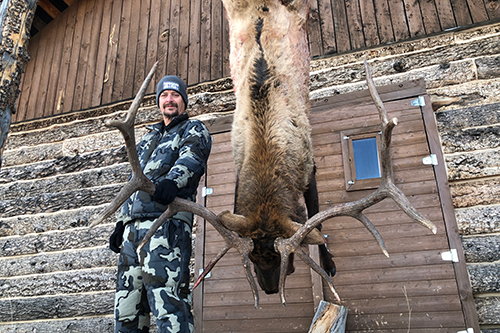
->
[117,113,212,225]
[115,219,193,333]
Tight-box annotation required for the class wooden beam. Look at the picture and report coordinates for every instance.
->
[38,0,61,18]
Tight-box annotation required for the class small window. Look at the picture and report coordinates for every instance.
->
[341,127,382,191]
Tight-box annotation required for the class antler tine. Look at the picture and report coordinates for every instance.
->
[89,62,158,228]
[271,59,438,303]
[135,198,261,307]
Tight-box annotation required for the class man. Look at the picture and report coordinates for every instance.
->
[109,75,212,333]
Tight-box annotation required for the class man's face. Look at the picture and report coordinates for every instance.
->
[158,89,185,124]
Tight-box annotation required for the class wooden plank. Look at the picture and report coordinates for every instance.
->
[38,0,61,18]
[466,0,490,21]
[81,0,104,110]
[345,311,465,330]
[308,0,324,58]
[434,0,457,29]
[450,0,473,25]
[387,0,410,41]
[210,0,223,79]
[222,7,231,78]
[202,274,314,294]
[403,0,426,37]
[166,0,181,75]
[328,279,464,300]
[35,18,56,118]
[155,0,171,81]
[178,0,191,81]
[193,178,206,333]
[72,0,96,111]
[331,0,350,52]
[101,0,123,104]
[317,0,337,55]
[359,0,380,47]
[202,316,313,332]
[372,0,394,44]
[345,0,365,49]
[26,28,49,119]
[122,0,140,99]
[146,0,161,95]
[132,0,151,94]
[419,0,442,34]
[203,288,313,307]
[188,0,201,85]
[53,1,77,114]
[112,0,132,101]
[420,95,480,331]
[91,0,114,106]
[202,303,314,321]
[199,0,212,82]
[62,0,87,113]
[16,34,40,121]
[485,0,500,18]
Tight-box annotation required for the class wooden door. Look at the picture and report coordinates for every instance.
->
[194,79,478,332]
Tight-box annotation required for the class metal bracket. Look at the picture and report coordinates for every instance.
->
[202,187,213,197]
[457,328,474,333]
[198,269,211,279]
[411,96,426,107]
[441,249,459,262]
[422,154,438,166]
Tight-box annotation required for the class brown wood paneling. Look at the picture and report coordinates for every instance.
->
[16,33,39,122]
[199,0,212,82]
[188,0,201,85]
[122,0,141,99]
[178,0,191,82]
[15,0,497,122]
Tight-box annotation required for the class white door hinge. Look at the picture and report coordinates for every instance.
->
[411,96,426,107]
[202,187,213,197]
[422,154,438,166]
[441,249,459,262]
[457,328,474,333]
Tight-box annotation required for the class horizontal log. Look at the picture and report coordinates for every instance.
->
[2,142,63,167]
[0,316,116,333]
[475,296,500,325]
[462,234,500,263]
[0,291,114,321]
[0,246,117,277]
[0,164,129,201]
[0,146,127,183]
[0,224,112,257]
[467,262,500,293]
[0,185,121,218]
[477,55,500,80]
[446,148,500,181]
[0,267,117,298]
[440,126,500,154]
[456,205,500,235]
[451,179,500,208]
[0,205,116,237]
[435,102,500,132]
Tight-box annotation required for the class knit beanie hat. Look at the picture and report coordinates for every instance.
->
[156,75,188,108]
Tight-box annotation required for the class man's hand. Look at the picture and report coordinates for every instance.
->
[153,179,179,206]
[109,221,124,253]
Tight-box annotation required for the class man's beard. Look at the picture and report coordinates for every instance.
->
[162,103,179,118]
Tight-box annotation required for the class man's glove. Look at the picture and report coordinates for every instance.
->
[152,179,179,206]
[109,221,124,253]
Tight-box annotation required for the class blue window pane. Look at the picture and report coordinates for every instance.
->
[352,137,381,180]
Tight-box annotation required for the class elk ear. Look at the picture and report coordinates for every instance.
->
[289,221,325,245]
[219,211,249,236]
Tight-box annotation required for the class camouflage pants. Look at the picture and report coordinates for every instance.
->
[114,218,193,333]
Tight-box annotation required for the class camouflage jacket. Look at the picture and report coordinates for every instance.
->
[118,113,212,225]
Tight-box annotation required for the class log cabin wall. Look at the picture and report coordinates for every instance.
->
[1,5,500,333]
[11,0,500,123]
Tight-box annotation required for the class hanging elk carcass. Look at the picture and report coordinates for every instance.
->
[90,0,437,308]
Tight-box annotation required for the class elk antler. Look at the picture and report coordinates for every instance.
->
[274,59,437,306]
[89,63,261,308]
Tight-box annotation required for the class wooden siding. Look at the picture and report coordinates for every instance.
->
[13,0,499,123]
[194,82,476,331]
